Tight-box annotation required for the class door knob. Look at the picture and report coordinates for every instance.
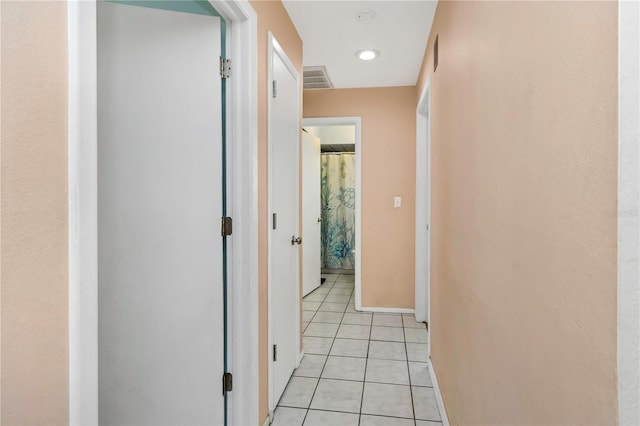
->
[317,217,322,223]
[291,236,302,245]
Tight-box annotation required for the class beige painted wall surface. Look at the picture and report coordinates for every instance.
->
[304,87,416,309]
[416,1,618,424]
[249,1,302,423]
[1,1,69,424]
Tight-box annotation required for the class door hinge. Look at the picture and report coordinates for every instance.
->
[223,372,233,393]
[220,57,231,79]
[272,80,277,98]
[272,213,277,230]
[273,344,277,361]
[221,216,233,237]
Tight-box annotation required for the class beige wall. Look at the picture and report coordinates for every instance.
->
[1,1,69,424]
[249,1,302,423]
[304,87,416,309]
[416,1,618,424]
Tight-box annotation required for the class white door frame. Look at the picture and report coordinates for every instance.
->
[67,1,259,424]
[267,32,302,413]
[302,117,362,310]
[415,76,431,355]
[618,1,639,424]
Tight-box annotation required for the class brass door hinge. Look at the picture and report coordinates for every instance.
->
[221,216,233,237]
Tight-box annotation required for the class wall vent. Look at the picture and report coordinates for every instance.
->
[303,66,334,90]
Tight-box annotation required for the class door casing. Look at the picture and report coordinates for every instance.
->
[302,117,362,310]
[68,1,259,424]
[415,75,431,360]
[617,1,640,423]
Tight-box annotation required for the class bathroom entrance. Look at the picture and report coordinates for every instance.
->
[302,118,362,308]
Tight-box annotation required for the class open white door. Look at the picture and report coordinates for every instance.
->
[97,3,224,424]
[268,34,301,409]
[302,131,322,296]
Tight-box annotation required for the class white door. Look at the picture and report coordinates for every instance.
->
[97,3,224,424]
[269,40,301,407]
[302,132,322,296]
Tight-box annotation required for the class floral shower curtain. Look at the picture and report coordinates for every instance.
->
[321,153,356,270]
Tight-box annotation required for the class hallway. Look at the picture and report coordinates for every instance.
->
[273,274,441,425]
[1,1,635,425]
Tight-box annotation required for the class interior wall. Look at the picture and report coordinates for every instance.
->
[415,1,618,424]
[248,1,302,423]
[304,87,416,309]
[0,1,69,424]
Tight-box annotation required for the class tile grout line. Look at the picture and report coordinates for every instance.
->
[304,336,406,344]
[304,281,330,326]
[303,277,346,331]
[299,273,350,425]
[404,321,417,425]
[358,287,373,426]
[278,406,413,419]
[293,274,358,424]
[299,311,332,421]
[293,376,426,387]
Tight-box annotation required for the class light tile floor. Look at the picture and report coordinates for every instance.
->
[273,274,442,426]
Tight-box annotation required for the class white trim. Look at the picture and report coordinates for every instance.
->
[209,1,260,425]
[618,1,640,424]
[415,76,431,326]
[68,2,259,424]
[68,2,98,424]
[415,75,432,358]
[267,32,302,413]
[428,360,450,426]
[302,117,362,310]
[359,307,414,314]
[263,416,271,426]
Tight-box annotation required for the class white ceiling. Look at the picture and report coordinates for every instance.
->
[283,1,437,89]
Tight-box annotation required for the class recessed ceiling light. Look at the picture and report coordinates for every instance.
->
[355,8,376,21]
[356,49,379,61]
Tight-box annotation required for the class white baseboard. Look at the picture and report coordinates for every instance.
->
[358,306,415,314]
[297,351,305,367]
[428,360,450,426]
[263,413,271,426]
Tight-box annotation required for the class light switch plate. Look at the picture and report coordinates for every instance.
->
[394,196,402,208]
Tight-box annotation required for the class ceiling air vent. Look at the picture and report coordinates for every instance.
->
[303,66,333,90]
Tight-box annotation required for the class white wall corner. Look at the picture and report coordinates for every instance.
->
[618,1,640,425]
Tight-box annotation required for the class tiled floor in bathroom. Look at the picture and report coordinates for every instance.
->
[272,273,443,426]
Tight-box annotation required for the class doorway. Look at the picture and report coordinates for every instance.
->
[68,1,259,424]
[302,117,362,310]
[267,33,302,411]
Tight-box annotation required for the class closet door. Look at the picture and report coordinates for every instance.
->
[269,39,301,408]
